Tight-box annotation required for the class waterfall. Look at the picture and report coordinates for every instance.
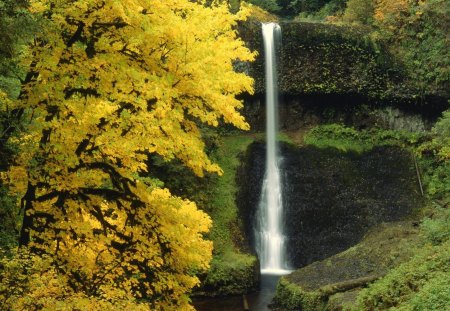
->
[255,23,290,275]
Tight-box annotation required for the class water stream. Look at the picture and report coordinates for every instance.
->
[255,23,290,275]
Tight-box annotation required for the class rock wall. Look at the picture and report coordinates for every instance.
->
[242,95,434,132]
[239,20,449,109]
[238,142,422,268]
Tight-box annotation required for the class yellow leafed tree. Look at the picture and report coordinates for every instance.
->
[3,0,255,309]
[374,0,409,24]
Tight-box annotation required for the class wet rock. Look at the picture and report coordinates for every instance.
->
[238,142,422,268]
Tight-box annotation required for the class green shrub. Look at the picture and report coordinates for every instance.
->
[296,0,346,21]
[355,241,450,310]
[247,0,281,13]
[417,109,450,201]
[421,206,450,245]
[342,0,374,24]
[304,123,420,153]
[273,277,325,311]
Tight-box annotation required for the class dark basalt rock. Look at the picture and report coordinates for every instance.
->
[242,95,436,132]
[239,20,449,110]
[238,142,422,269]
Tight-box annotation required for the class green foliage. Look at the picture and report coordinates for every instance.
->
[277,0,346,17]
[419,158,450,200]
[421,206,450,246]
[351,110,450,310]
[247,0,281,13]
[0,2,36,251]
[417,110,450,200]
[151,133,259,295]
[202,253,257,295]
[377,0,449,89]
[208,135,256,254]
[342,0,374,24]
[202,135,259,294]
[339,0,449,92]
[355,240,450,310]
[404,271,450,311]
[428,109,450,160]
[0,187,19,249]
[0,0,37,97]
[296,0,346,21]
[273,277,325,311]
[304,123,420,153]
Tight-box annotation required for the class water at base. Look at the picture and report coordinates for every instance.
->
[193,275,282,311]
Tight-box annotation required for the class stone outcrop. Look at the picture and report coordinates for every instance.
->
[239,20,449,109]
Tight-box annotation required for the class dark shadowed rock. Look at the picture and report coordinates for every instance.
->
[238,142,422,268]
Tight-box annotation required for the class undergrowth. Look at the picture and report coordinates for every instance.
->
[201,134,259,294]
[303,123,421,153]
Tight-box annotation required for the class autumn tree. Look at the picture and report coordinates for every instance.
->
[2,0,255,309]
[371,0,449,91]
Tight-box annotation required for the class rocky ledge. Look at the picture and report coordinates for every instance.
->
[272,221,421,310]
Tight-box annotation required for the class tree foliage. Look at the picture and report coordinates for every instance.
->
[276,0,345,17]
[247,0,281,13]
[340,0,450,91]
[417,109,450,201]
[2,0,255,309]
[0,0,37,97]
[0,0,39,251]
[342,0,374,24]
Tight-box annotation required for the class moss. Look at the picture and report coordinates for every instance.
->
[355,241,450,310]
[303,123,421,153]
[354,206,450,310]
[272,221,422,310]
[273,277,326,311]
[149,133,260,296]
[328,290,361,311]
[197,134,260,296]
[200,253,259,296]
[207,135,256,254]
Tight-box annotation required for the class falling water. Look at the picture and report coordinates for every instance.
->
[255,23,289,275]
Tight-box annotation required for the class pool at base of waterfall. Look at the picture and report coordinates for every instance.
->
[193,275,283,311]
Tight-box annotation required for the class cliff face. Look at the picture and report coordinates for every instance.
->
[238,142,422,268]
[239,20,448,109]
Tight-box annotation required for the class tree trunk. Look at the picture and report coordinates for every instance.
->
[19,182,35,246]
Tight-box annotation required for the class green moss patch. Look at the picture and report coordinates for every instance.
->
[198,134,260,296]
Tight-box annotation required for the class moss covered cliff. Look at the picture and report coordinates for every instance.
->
[240,20,448,109]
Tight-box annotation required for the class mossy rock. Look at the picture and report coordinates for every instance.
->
[196,253,259,296]
[272,221,421,310]
[240,20,449,107]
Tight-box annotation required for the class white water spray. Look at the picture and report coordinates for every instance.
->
[255,23,290,275]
